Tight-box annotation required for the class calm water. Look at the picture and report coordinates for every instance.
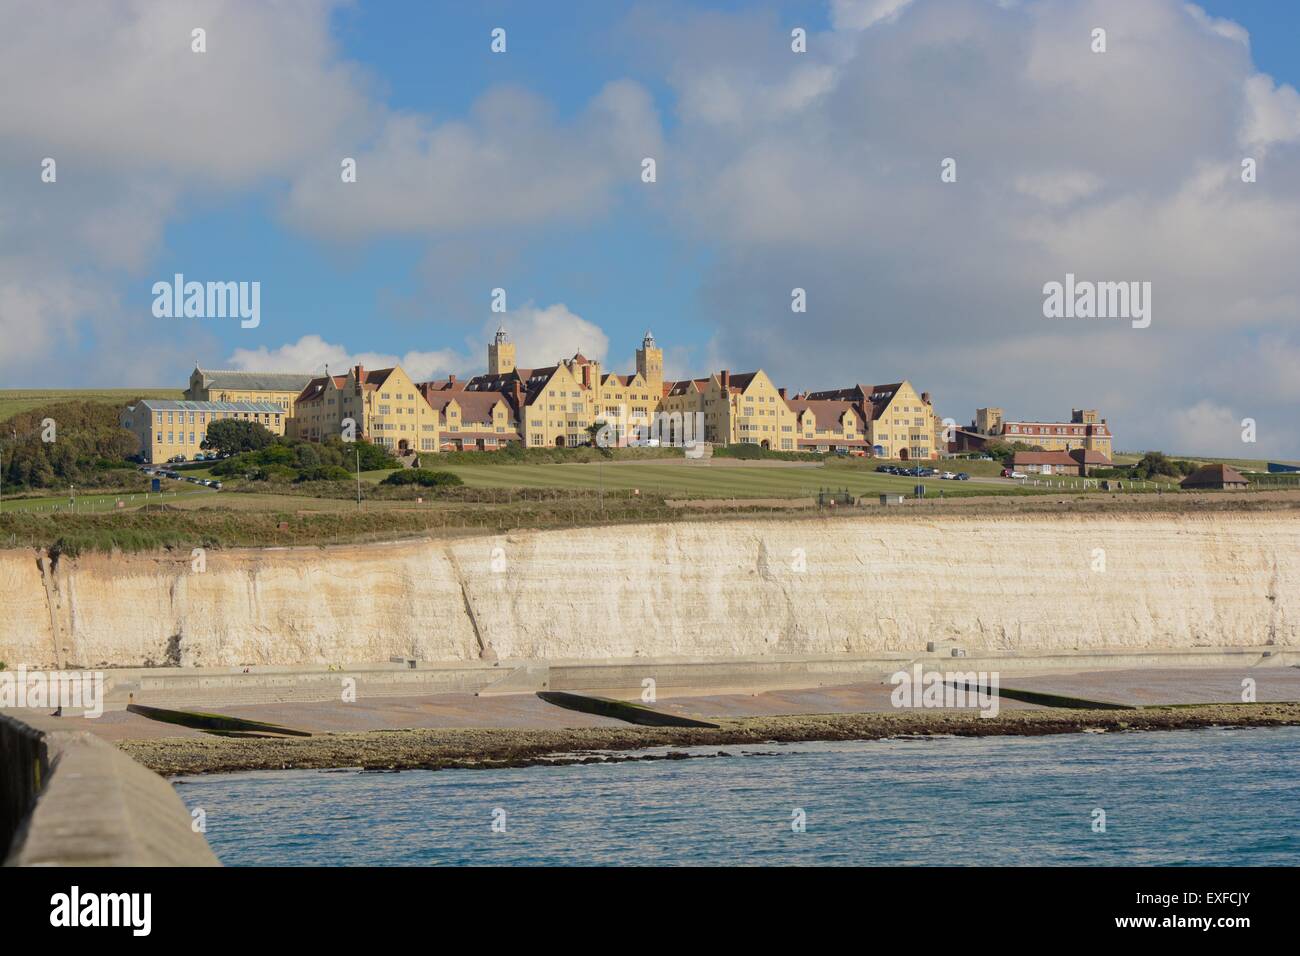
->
[176,727,1300,866]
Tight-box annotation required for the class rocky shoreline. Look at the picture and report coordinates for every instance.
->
[120,701,1300,776]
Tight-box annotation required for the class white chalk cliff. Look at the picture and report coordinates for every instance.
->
[1,512,1295,668]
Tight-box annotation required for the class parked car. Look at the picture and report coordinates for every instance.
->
[940,471,957,480]
[1002,469,1027,479]
[211,481,223,490]
[955,472,971,481]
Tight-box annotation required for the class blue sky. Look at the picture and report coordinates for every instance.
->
[3,0,1300,456]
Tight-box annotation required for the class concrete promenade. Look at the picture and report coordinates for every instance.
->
[23,645,1300,742]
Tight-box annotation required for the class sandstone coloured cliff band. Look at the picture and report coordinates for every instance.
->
[1,512,1294,668]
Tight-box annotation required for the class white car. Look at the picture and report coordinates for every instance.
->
[1009,471,1027,479]
[941,471,957,480]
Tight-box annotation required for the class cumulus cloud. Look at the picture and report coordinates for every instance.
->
[482,303,610,369]
[830,0,915,32]
[280,81,662,240]
[1167,400,1243,457]
[0,0,374,384]
[227,334,469,383]
[0,0,373,185]
[226,303,609,383]
[645,0,1300,455]
[0,0,655,388]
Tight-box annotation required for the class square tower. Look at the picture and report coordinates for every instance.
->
[636,330,663,391]
[488,326,516,375]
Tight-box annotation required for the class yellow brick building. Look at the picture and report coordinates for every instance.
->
[806,381,942,459]
[268,328,951,460]
[973,407,1114,458]
[120,399,286,463]
[292,365,439,457]
[184,367,313,416]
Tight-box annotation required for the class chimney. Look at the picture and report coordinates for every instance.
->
[921,391,931,404]
[778,387,787,399]
[720,369,730,390]
[353,364,365,395]
[448,373,456,386]
[512,380,523,412]
[582,365,592,389]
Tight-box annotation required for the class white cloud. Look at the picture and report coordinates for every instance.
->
[226,334,468,383]
[281,81,662,240]
[484,303,610,370]
[1167,401,1242,456]
[226,302,609,383]
[830,0,915,32]
[1242,74,1300,149]
[645,0,1300,455]
[0,0,373,185]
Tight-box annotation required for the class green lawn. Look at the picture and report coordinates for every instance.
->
[0,485,214,513]
[403,460,1051,499]
[0,387,183,421]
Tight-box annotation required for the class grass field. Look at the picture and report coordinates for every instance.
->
[417,459,1068,499]
[1114,452,1300,471]
[0,486,214,513]
[0,388,183,420]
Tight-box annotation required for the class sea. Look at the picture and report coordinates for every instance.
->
[175,725,1300,866]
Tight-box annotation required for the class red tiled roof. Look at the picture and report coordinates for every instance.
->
[1181,463,1249,487]
[785,398,860,431]
[296,375,347,404]
[1069,448,1113,465]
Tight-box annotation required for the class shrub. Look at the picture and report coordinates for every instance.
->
[294,465,354,483]
[380,469,464,488]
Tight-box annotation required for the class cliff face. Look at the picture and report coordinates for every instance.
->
[2,512,1296,668]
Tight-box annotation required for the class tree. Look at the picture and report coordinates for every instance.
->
[1131,451,1183,479]
[294,443,321,469]
[983,439,1041,464]
[1,400,140,489]
[202,419,274,455]
[380,469,464,488]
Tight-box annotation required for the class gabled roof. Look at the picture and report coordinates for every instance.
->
[296,375,347,405]
[1069,448,1114,465]
[425,390,513,425]
[666,378,707,397]
[724,371,762,393]
[193,368,314,392]
[358,367,398,389]
[129,400,285,413]
[1181,463,1249,487]
[785,398,859,431]
[806,383,907,420]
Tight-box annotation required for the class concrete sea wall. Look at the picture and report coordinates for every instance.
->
[1,713,218,866]
[0,512,1296,668]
